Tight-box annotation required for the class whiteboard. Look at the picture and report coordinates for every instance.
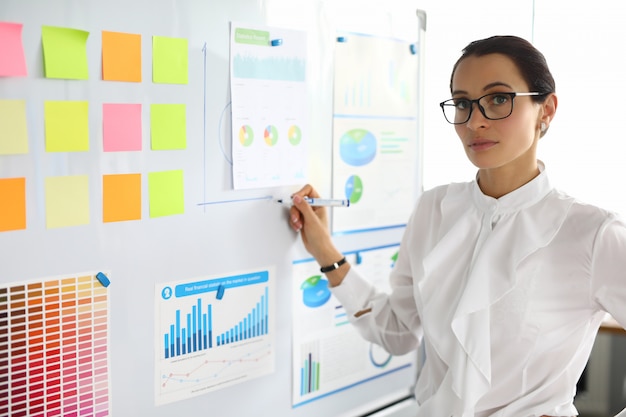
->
[0,1,425,416]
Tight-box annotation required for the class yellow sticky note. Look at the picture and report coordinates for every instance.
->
[152,36,188,84]
[0,99,29,154]
[150,104,186,150]
[103,173,141,222]
[0,177,26,232]
[45,175,90,229]
[102,30,141,82]
[148,170,184,217]
[44,101,89,152]
[42,25,90,80]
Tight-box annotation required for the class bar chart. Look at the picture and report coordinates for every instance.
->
[216,286,268,346]
[300,341,321,396]
[155,269,275,405]
[163,298,212,359]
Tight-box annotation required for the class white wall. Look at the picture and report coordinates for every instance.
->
[416,0,626,215]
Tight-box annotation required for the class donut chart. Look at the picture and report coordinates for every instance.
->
[239,125,254,147]
[345,175,363,204]
[339,129,377,166]
[288,125,302,146]
[264,125,278,146]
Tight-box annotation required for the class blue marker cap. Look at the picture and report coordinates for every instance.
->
[216,284,225,300]
[409,43,417,55]
[96,272,110,288]
[337,36,347,43]
[270,38,283,47]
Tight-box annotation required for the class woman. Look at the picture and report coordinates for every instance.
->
[288,36,626,417]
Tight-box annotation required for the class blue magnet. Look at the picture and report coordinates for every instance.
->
[355,252,362,265]
[270,38,283,47]
[409,43,417,55]
[337,36,347,43]
[96,272,110,288]
[216,284,225,300]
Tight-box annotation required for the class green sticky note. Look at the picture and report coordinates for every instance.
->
[0,99,29,154]
[45,175,90,229]
[148,170,184,218]
[44,101,89,152]
[41,25,89,80]
[150,104,186,150]
[152,36,188,84]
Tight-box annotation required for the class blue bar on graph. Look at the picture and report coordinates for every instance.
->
[165,334,170,359]
[208,304,212,348]
[182,328,187,354]
[176,310,181,356]
[197,298,202,351]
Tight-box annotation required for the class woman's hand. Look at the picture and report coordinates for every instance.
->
[289,184,345,271]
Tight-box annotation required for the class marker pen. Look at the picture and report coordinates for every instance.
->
[276,197,350,207]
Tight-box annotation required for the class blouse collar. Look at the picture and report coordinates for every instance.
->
[472,161,552,214]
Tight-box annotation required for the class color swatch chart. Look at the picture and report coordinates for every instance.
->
[0,273,110,417]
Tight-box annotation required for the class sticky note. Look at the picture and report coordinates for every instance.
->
[148,170,184,218]
[152,35,188,84]
[41,25,89,80]
[103,103,142,152]
[44,101,89,152]
[0,99,29,154]
[0,177,26,232]
[150,104,186,150]
[102,173,141,222]
[0,21,27,76]
[102,30,141,82]
[45,175,90,228]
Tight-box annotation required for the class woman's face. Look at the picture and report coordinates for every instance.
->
[451,53,544,171]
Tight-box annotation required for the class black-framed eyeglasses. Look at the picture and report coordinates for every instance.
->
[439,92,545,125]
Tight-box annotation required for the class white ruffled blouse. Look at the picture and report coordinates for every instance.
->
[332,162,626,417]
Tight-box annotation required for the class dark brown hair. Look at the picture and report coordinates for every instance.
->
[450,35,555,102]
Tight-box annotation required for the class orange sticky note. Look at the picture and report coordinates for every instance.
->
[102,173,141,222]
[102,30,141,82]
[0,177,26,232]
[0,21,27,76]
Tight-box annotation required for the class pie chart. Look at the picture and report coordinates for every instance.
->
[239,125,254,147]
[345,175,363,204]
[264,125,278,146]
[300,275,331,308]
[339,128,377,166]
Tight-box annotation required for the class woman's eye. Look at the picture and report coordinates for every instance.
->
[491,94,509,105]
[455,99,471,110]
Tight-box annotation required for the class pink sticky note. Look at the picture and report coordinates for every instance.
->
[102,103,142,152]
[0,22,27,76]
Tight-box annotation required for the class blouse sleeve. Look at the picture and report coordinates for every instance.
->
[330,211,423,356]
[590,214,626,330]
